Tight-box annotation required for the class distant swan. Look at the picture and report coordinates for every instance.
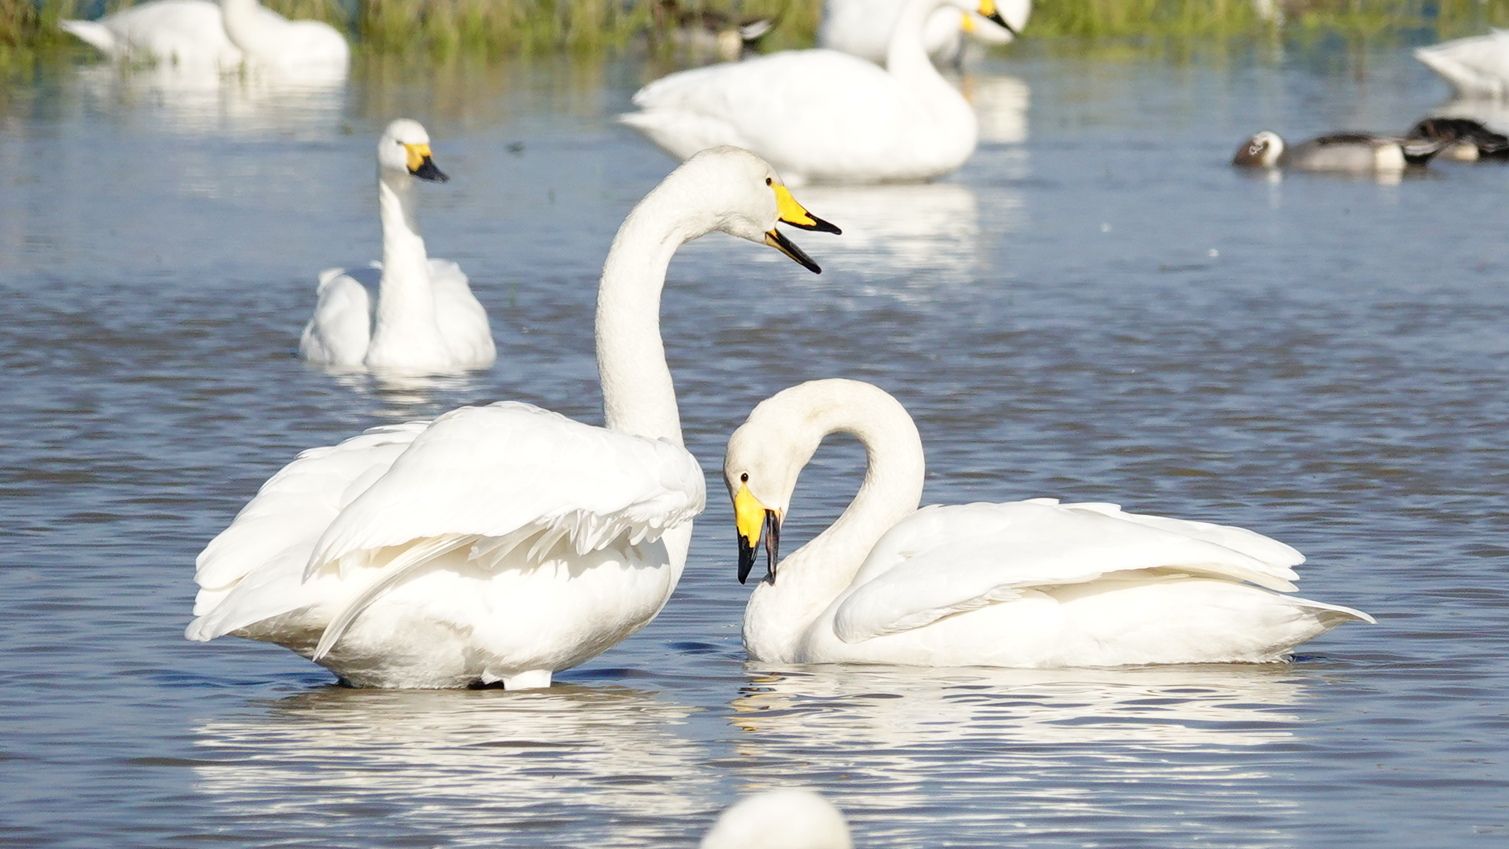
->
[1415,30,1509,98]
[702,790,852,849]
[299,120,494,375]
[724,379,1374,667]
[186,148,839,689]
[819,0,1030,66]
[623,0,1011,184]
[60,0,346,72]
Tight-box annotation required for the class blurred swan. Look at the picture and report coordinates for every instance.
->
[61,0,242,68]
[1232,130,1449,173]
[820,0,1031,67]
[61,0,347,73]
[702,790,852,849]
[186,148,838,689]
[724,379,1374,667]
[623,0,1012,184]
[1415,30,1509,98]
[299,120,495,375]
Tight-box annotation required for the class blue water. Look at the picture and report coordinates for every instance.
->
[1,41,1506,847]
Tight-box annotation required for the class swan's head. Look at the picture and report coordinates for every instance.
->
[958,0,1030,42]
[700,789,852,849]
[1233,131,1284,167]
[378,119,448,183]
[672,147,841,274]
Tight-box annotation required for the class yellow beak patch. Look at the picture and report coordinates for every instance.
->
[978,0,998,17]
[403,143,433,173]
[772,182,821,230]
[734,484,768,547]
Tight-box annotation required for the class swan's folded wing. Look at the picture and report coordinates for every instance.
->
[833,501,1304,644]
[186,420,430,639]
[307,402,706,579]
[299,402,704,659]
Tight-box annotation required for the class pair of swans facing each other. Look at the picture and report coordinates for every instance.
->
[187,147,841,689]
[192,150,1370,689]
[623,0,1018,185]
[61,0,347,75]
[726,379,1373,668]
[298,119,495,376]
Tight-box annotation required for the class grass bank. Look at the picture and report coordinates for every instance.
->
[3,0,1508,56]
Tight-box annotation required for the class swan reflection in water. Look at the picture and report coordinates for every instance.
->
[73,62,346,139]
[321,367,493,421]
[726,664,1318,845]
[192,685,717,847]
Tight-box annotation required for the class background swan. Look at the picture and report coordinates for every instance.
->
[299,120,495,375]
[187,148,838,689]
[622,0,1008,184]
[60,0,243,69]
[724,379,1374,667]
[60,0,346,72]
[702,790,852,849]
[820,0,1031,66]
[1415,30,1509,98]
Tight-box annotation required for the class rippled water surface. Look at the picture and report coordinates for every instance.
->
[2,42,1507,848]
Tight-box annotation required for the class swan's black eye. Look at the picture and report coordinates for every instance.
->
[765,177,772,186]
[740,472,749,483]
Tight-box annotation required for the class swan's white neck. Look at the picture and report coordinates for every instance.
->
[372,171,435,331]
[745,382,926,656]
[595,175,716,445]
[220,0,280,61]
[887,0,958,80]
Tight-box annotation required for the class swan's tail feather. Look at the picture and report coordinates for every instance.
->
[60,20,116,55]
[310,536,473,661]
[1296,596,1376,627]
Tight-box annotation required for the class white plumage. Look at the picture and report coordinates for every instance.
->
[1416,30,1509,98]
[726,380,1374,668]
[623,0,995,184]
[189,147,838,688]
[299,119,496,375]
[701,790,852,849]
[60,0,346,73]
[819,0,1031,66]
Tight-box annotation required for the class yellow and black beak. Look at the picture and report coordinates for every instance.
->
[734,484,782,585]
[403,143,449,183]
[765,181,840,275]
[977,0,1017,36]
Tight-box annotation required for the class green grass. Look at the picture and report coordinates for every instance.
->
[4,0,1509,57]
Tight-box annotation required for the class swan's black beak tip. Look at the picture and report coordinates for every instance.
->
[737,534,756,585]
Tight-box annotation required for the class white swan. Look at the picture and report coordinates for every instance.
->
[60,0,346,72]
[219,0,348,72]
[724,379,1374,667]
[299,120,495,375]
[702,790,852,849]
[623,0,1010,185]
[819,0,1031,66]
[186,147,839,689]
[1415,30,1509,98]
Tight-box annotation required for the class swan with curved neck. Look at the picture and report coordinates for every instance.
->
[820,0,1032,67]
[189,148,839,689]
[299,119,494,375]
[623,0,1008,184]
[725,379,1374,667]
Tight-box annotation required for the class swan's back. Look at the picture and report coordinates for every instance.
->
[62,0,238,66]
[299,265,375,368]
[1416,30,1509,96]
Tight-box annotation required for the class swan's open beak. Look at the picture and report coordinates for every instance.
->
[977,0,1017,36]
[404,143,449,183]
[734,485,782,585]
[765,182,840,275]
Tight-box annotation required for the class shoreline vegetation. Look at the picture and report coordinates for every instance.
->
[2,1,1507,58]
